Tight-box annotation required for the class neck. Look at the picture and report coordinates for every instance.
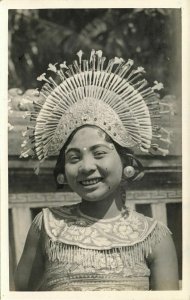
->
[79,188,125,219]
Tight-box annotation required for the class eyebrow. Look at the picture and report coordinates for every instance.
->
[65,148,80,155]
[65,143,112,155]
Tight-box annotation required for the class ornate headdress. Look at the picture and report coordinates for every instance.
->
[21,50,171,168]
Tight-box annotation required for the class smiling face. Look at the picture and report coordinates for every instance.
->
[64,126,123,202]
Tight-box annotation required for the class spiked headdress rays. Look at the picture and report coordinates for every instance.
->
[21,50,171,166]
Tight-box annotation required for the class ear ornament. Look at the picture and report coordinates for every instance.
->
[57,173,65,185]
[123,166,136,179]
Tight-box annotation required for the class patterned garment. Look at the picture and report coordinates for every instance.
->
[32,204,170,291]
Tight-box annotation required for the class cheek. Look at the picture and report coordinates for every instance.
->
[65,164,78,181]
[112,165,123,183]
[103,156,123,181]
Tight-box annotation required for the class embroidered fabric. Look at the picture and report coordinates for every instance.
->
[32,204,171,291]
[43,205,158,249]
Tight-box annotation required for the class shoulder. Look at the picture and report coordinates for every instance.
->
[15,211,45,291]
[42,203,79,219]
[34,204,79,223]
[147,225,175,262]
[41,204,80,237]
[26,205,79,244]
[126,209,172,252]
[143,213,179,289]
[31,211,43,232]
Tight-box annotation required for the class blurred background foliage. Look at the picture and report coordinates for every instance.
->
[8,8,181,98]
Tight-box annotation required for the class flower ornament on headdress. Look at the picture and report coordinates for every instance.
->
[21,50,172,166]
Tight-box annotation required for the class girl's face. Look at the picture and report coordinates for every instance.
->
[64,126,123,202]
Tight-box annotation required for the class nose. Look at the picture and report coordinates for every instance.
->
[78,155,96,174]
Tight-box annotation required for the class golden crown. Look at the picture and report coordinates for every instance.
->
[21,50,171,168]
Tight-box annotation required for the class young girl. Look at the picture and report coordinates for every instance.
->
[15,50,179,291]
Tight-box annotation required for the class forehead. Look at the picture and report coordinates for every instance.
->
[66,127,109,149]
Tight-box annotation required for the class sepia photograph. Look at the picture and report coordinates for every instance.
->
[1,1,189,299]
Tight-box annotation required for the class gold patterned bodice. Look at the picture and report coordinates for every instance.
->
[32,204,170,291]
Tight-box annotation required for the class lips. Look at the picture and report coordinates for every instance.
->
[79,178,102,186]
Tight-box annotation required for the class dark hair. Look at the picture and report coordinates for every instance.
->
[54,125,144,189]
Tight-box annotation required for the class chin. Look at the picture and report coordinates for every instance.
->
[79,189,114,202]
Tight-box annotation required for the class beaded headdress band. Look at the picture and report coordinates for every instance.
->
[21,50,171,166]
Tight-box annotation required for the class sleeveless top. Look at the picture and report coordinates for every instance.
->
[32,204,171,291]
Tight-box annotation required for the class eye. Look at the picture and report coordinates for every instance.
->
[66,155,80,164]
[93,151,107,159]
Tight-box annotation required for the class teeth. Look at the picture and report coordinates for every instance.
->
[81,178,101,186]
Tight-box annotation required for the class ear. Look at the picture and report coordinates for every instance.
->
[57,173,65,185]
[54,148,65,189]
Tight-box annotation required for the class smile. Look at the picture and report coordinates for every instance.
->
[79,178,102,186]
